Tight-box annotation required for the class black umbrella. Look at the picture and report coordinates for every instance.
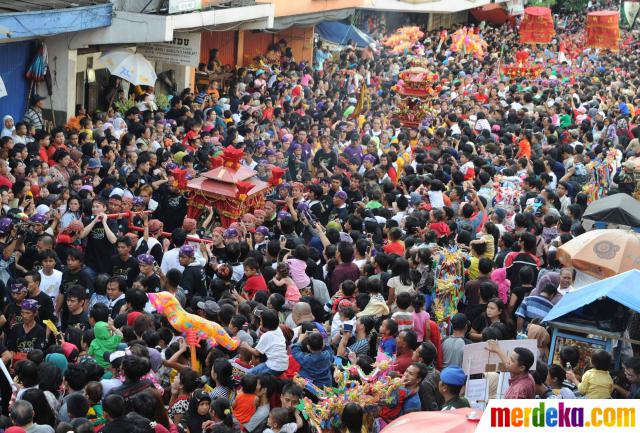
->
[583,193,640,227]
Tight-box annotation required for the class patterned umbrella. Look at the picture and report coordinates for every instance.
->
[98,49,157,86]
[556,229,640,279]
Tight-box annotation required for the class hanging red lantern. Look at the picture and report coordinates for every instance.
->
[519,6,555,44]
[586,11,620,51]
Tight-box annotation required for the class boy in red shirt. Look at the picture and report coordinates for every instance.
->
[383,227,405,256]
[241,257,267,299]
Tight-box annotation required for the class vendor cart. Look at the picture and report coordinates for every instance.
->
[547,320,622,369]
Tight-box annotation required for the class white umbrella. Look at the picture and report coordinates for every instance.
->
[98,49,157,86]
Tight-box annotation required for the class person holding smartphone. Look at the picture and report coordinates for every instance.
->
[80,198,118,274]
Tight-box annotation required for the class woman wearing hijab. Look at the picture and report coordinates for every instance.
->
[1,115,14,138]
[112,117,127,140]
[182,389,211,433]
[44,352,68,375]
[527,324,550,363]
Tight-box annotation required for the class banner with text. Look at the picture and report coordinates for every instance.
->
[138,33,201,67]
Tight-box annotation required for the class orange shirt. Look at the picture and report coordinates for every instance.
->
[232,392,257,424]
[518,139,531,159]
[383,240,405,256]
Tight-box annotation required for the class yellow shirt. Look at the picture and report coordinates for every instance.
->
[467,256,480,281]
[578,368,613,399]
[481,234,495,260]
[80,128,93,141]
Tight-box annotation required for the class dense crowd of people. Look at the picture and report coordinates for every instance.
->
[0,8,638,433]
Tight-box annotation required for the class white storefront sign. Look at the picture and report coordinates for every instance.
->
[138,33,201,67]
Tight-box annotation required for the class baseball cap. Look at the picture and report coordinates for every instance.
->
[335,191,348,201]
[409,192,422,206]
[103,350,126,365]
[450,313,468,330]
[110,188,125,198]
[493,208,507,222]
[35,204,50,215]
[87,158,103,169]
[197,300,221,316]
[440,366,466,386]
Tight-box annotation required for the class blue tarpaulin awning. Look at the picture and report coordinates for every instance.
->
[0,4,112,41]
[315,21,374,48]
[543,269,640,322]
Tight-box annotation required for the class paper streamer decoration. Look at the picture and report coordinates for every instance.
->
[431,247,467,323]
[293,359,403,433]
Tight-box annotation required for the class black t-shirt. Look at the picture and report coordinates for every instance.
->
[63,311,90,332]
[82,216,117,274]
[60,268,94,323]
[141,273,162,294]
[346,188,363,205]
[464,303,486,326]
[180,265,207,300]
[212,247,227,263]
[155,186,187,233]
[17,245,40,276]
[29,291,56,325]
[110,255,140,288]
[98,417,130,433]
[6,322,47,354]
[61,268,94,298]
[114,217,130,237]
[313,149,337,171]
[3,301,23,334]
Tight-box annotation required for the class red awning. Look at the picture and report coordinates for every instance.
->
[470,4,510,25]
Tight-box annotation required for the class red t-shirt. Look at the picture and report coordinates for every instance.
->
[243,274,268,299]
[383,240,405,256]
[0,175,12,189]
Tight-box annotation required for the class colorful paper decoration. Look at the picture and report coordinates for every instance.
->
[586,11,620,51]
[293,360,404,433]
[583,148,617,203]
[519,6,555,44]
[450,27,488,58]
[500,50,543,79]
[382,26,424,54]
[431,247,467,323]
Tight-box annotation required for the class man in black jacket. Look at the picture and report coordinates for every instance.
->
[178,245,207,301]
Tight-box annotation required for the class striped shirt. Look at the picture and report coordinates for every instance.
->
[515,295,554,323]
[392,311,414,332]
